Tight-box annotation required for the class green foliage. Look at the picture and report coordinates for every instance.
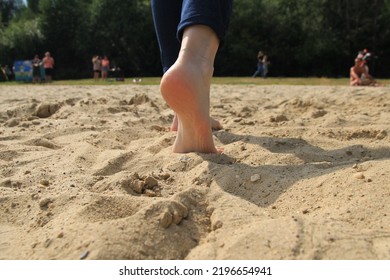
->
[215,0,390,77]
[1,0,390,78]
[0,18,43,49]
[29,0,160,78]
[0,0,24,25]
[37,0,89,77]
[27,0,40,13]
[1,0,41,64]
[87,0,159,76]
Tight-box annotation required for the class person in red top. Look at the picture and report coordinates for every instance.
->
[101,56,110,81]
[42,51,55,83]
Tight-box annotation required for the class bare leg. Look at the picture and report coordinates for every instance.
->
[160,25,219,153]
[350,69,360,86]
[350,78,360,86]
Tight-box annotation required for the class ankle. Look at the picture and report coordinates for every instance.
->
[178,48,214,78]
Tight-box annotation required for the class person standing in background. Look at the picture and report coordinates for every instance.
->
[252,50,269,78]
[101,56,110,81]
[42,51,54,83]
[32,55,42,83]
[92,55,102,81]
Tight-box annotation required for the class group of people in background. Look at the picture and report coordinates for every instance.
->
[251,48,382,87]
[92,55,110,81]
[2,48,383,87]
[32,52,55,83]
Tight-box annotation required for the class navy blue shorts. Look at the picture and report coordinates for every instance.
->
[151,0,233,73]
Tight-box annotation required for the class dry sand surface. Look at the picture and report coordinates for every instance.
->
[0,84,389,260]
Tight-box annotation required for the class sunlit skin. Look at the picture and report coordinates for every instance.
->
[170,113,222,132]
[159,25,221,153]
[350,59,378,86]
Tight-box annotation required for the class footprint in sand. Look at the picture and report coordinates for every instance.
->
[34,103,61,118]
[76,196,144,223]
[23,138,62,149]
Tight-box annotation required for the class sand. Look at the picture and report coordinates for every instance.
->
[0,83,389,260]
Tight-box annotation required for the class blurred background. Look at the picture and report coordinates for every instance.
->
[1,0,389,79]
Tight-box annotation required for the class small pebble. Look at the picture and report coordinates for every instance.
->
[43,238,52,248]
[159,212,173,228]
[145,176,158,188]
[40,180,50,186]
[131,180,144,194]
[39,198,53,208]
[144,189,157,197]
[159,173,170,180]
[212,220,223,231]
[179,156,191,162]
[355,173,365,180]
[250,174,261,182]
[80,251,89,260]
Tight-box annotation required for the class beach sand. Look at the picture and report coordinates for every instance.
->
[0,84,389,260]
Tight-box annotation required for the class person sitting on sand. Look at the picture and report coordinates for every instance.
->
[350,57,379,87]
[151,0,232,153]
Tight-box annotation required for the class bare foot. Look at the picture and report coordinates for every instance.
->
[161,62,217,153]
[160,25,219,153]
[170,113,223,131]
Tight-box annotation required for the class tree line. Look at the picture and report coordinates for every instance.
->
[1,0,389,79]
